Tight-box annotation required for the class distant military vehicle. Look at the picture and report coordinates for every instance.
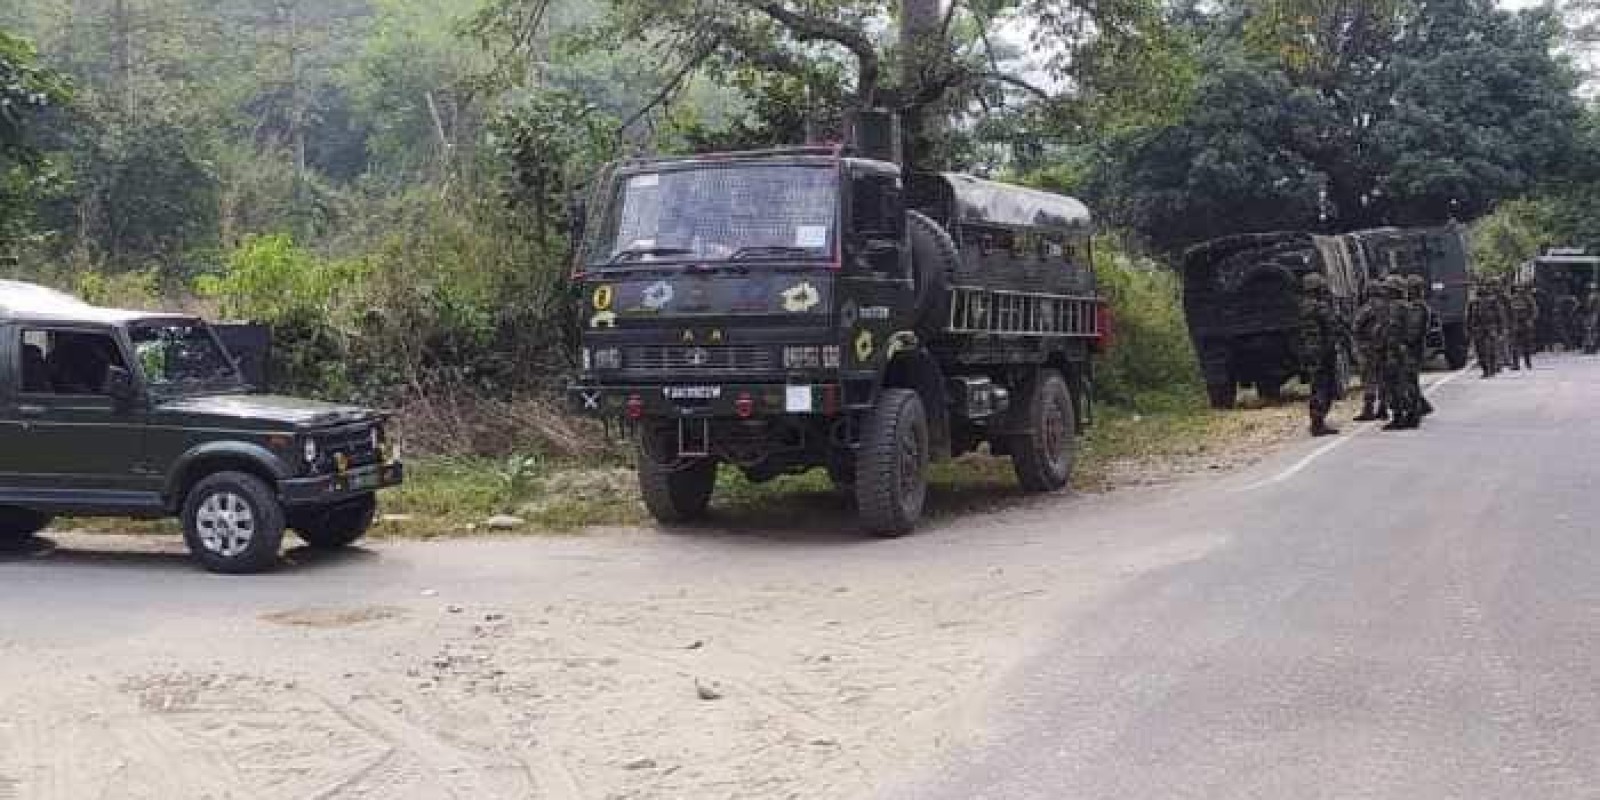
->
[1517,248,1600,347]
[568,113,1108,536]
[1183,225,1470,409]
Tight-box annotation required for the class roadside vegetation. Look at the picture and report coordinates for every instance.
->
[3,0,1594,534]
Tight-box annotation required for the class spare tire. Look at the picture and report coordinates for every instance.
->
[906,210,958,336]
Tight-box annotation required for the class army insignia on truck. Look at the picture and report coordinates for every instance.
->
[642,280,675,311]
[782,282,821,313]
[854,329,876,363]
[592,285,615,311]
[590,311,618,329]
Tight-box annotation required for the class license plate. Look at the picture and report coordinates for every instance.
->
[349,472,380,491]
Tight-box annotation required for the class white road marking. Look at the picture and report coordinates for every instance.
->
[1237,366,1472,492]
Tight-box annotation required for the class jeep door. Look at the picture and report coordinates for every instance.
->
[0,322,28,492]
[8,325,155,506]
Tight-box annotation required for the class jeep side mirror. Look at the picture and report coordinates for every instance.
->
[104,366,138,406]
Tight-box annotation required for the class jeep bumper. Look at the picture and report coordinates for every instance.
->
[279,462,405,508]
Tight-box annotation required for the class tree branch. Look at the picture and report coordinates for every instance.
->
[617,35,721,134]
[736,1,880,107]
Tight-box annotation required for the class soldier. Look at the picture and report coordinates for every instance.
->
[1509,285,1538,369]
[1556,292,1580,352]
[1380,277,1418,430]
[1351,281,1392,421]
[1404,275,1434,420]
[1298,273,1350,437]
[1494,281,1518,370]
[1467,279,1500,377]
[1585,285,1600,355]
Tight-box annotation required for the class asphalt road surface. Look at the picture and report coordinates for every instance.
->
[1,357,1595,800]
[888,357,1600,800]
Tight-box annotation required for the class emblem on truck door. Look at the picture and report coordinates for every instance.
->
[782,282,821,313]
[855,329,876,363]
[642,280,675,310]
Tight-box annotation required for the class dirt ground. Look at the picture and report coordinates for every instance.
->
[0,402,1313,800]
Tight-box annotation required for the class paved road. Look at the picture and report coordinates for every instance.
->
[888,357,1600,800]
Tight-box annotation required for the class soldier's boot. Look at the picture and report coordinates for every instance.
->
[1310,418,1340,437]
[1383,412,1415,431]
[1353,398,1379,422]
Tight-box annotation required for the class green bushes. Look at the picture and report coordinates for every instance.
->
[1092,236,1204,412]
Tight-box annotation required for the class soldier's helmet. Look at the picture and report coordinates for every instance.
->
[1302,273,1329,294]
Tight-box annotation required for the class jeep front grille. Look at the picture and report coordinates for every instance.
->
[623,345,776,374]
[319,426,379,469]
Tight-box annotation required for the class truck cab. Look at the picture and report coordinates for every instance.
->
[0,282,404,573]
[569,143,1104,534]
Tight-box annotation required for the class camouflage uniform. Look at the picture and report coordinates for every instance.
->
[1508,286,1538,369]
[1351,284,1392,421]
[1467,281,1501,377]
[1298,273,1349,437]
[1380,277,1418,429]
[1494,285,1518,370]
[1404,275,1434,421]
[1556,294,1580,351]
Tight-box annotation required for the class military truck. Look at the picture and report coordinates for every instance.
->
[567,119,1106,535]
[0,282,404,573]
[1184,225,1469,409]
[1517,249,1600,348]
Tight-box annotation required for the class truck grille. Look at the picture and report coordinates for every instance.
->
[623,345,776,374]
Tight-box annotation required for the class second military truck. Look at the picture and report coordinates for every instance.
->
[569,120,1106,535]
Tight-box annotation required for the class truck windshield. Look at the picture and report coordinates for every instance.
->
[129,321,243,394]
[591,165,837,266]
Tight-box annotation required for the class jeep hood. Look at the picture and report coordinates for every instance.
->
[154,394,378,429]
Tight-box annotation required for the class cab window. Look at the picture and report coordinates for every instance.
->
[19,328,129,396]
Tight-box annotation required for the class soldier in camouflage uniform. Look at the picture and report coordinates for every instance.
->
[1380,276,1420,430]
[1351,280,1392,421]
[1298,273,1350,437]
[1508,285,1538,369]
[1556,292,1580,352]
[1467,279,1501,377]
[1494,281,1518,370]
[1585,285,1600,355]
[1404,275,1435,420]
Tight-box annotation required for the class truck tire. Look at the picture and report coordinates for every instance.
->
[181,471,285,575]
[1010,370,1078,493]
[1256,377,1285,403]
[293,494,377,549]
[1207,381,1237,410]
[907,210,957,335]
[0,507,51,548]
[639,456,717,525]
[1443,323,1469,370]
[855,388,929,537]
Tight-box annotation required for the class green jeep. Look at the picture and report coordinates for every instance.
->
[0,281,404,573]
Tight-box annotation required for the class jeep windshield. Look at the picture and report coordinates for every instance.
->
[590,164,838,268]
[129,320,245,396]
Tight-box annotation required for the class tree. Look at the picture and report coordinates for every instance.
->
[0,30,72,254]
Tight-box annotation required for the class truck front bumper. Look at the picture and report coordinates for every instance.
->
[279,462,405,508]
[569,382,849,419]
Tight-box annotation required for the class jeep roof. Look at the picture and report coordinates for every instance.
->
[0,280,191,326]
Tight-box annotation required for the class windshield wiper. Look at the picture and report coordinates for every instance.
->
[728,246,818,261]
[609,245,694,264]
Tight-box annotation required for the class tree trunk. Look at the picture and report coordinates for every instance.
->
[111,0,135,119]
[899,0,945,169]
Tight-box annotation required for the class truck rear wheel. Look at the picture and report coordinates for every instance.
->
[1010,370,1078,493]
[856,389,929,537]
[639,455,717,525]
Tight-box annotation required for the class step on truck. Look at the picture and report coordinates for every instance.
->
[568,114,1107,535]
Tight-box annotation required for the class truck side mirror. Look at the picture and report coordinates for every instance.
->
[104,366,138,408]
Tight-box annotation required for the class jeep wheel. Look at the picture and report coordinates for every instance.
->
[1010,370,1078,493]
[639,455,717,525]
[294,494,377,550]
[856,388,929,537]
[0,507,52,549]
[181,472,285,574]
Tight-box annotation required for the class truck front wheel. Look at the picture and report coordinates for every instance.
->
[856,389,929,537]
[639,454,717,525]
[1010,370,1078,493]
[293,494,377,549]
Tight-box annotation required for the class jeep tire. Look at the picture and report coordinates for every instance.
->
[181,471,285,575]
[856,388,929,537]
[0,507,51,548]
[294,493,377,550]
[1009,370,1078,493]
[639,455,717,525]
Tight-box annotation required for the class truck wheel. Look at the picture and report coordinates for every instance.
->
[1010,370,1078,493]
[0,507,51,548]
[293,494,377,550]
[855,388,929,537]
[907,210,957,335]
[1206,382,1237,409]
[639,456,717,525]
[1256,378,1285,403]
[1444,323,1469,370]
[181,471,285,575]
